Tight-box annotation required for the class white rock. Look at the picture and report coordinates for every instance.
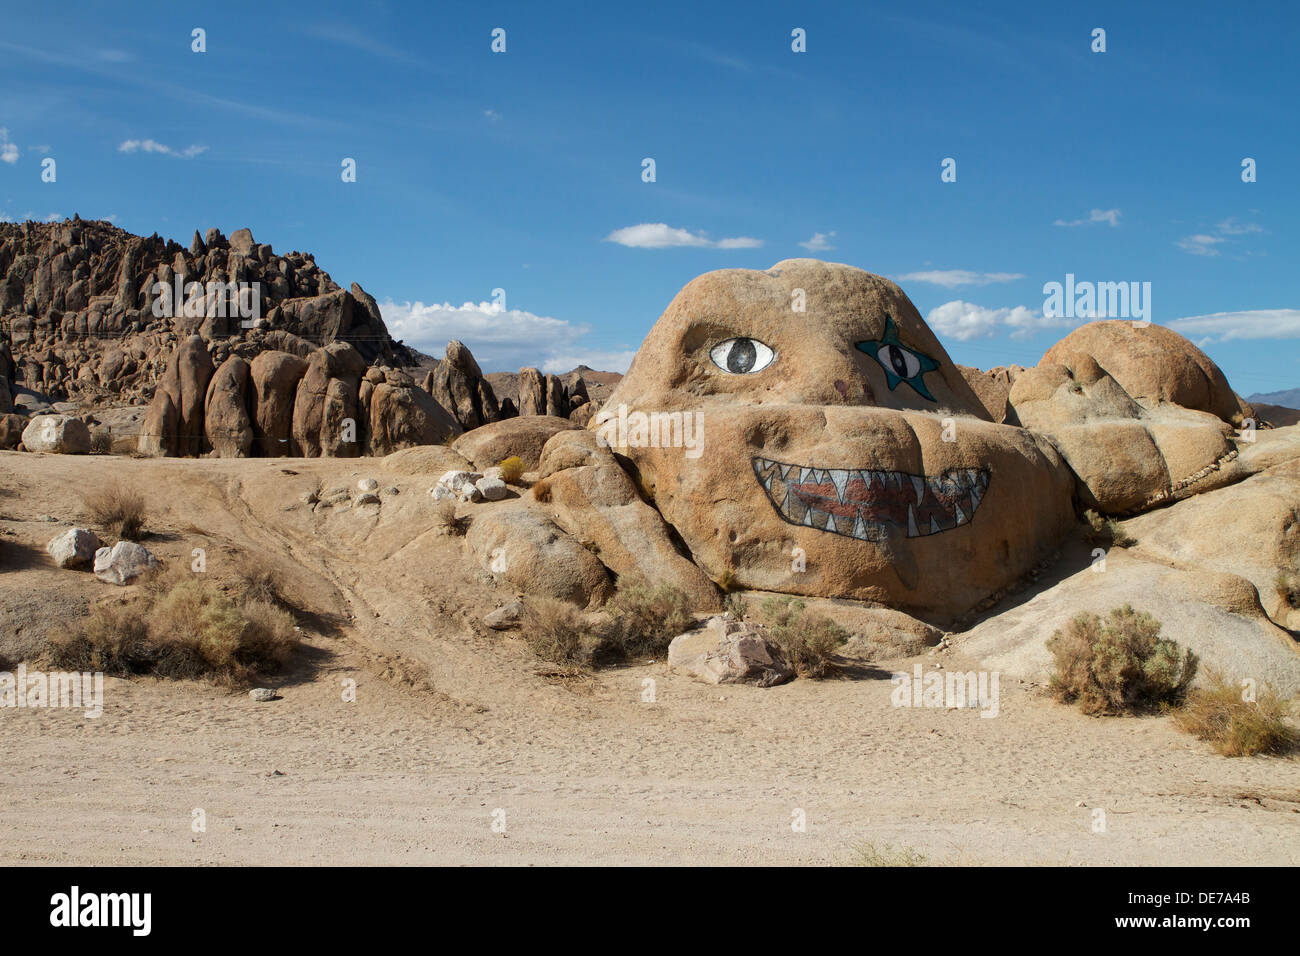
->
[432,469,485,502]
[357,478,378,492]
[248,688,277,702]
[47,528,100,569]
[667,615,794,687]
[93,541,157,586]
[21,415,91,454]
[475,476,509,501]
[484,601,525,630]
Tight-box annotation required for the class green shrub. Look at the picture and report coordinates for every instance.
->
[1084,509,1134,548]
[83,481,147,541]
[602,579,694,659]
[499,456,525,485]
[1047,605,1197,715]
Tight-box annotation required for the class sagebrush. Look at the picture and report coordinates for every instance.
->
[1047,605,1197,715]
[759,596,848,679]
[83,481,147,541]
[1170,670,1298,757]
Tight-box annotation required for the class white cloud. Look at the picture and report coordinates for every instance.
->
[1216,218,1262,236]
[1054,208,1121,228]
[0,128,18,164]
[926,300,1062,341]
[378,299,635,373]
[1176,233,1224,256]
[118,139,207,159]
[897,270,1025,288]
[604,222,762,249]
[1167,309,1300,343]
[484,109,501,122]
[98,49,133,63]
[798,231,836,252]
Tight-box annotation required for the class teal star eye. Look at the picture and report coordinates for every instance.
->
[855,314,941,402]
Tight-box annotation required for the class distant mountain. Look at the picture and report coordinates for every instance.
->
[1247,387,1300,410]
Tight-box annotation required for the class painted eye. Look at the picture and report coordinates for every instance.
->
[709,337,775,374]
[877,343,921,380]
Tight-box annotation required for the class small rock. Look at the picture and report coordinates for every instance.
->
[484,601,525,630]
[667,615,794,687]
[475,476,509,501]
[357,478,378,492]
[383,486,400,496]
[355,491,381,506]
[249,688,278,702]
[47,527,100,569]
[93,541,157,586]
[431,469,484,502]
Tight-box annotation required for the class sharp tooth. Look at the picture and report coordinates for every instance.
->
[965,468,979,490]
[800,467,813,485]
[852,513,867,540]
[953,502,967,525]
[764,473,774,492]
[910,474,925,504]
[830,468,849,503]
[907,505,920,538]
[929,515,942,535]
[803,506,815,526]
[969,484,982,509]
[780,464,793,481]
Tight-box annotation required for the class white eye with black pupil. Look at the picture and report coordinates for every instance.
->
[710,337,775,374]
[877,343,921,379]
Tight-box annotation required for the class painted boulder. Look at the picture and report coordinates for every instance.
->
[595,259,1076,621]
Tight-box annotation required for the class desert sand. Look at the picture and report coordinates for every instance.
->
[2,449,1297,867]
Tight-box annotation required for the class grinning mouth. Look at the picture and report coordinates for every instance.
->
[751,457,991,541]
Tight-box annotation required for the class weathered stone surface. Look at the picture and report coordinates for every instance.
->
[0,412,24,449]
[367,378,460,455]
[484,601,525,630]
[431,470,483,502]
[430,340,500,430]
[475,476,509,501]
[138,335,213,456]
[465,500,613,608]
[204,355,253,458]
[517,367,546,416]
[668,616,794,687]
[453,416,580,471]
[250,350,308,456]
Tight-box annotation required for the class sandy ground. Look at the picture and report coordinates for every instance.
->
[1,450,1298,866]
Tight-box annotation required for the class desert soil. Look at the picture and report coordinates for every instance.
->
[1,450,1297,866]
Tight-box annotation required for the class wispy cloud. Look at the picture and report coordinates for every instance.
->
[926,300,1063,341]
[604,222,762,250]
[302,22,430,69]
[1167,308,1300,342]
[897,270,1025,288]
[97,49,133,63]
[1054,208,1121,228]
[798,231,836,252]
[1216,217,1262,236]
[118,139,207,159]
[483,109,502,123]
[1176,234,1225,257]
[0,128,18,165]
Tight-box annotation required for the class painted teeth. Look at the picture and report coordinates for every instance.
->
[753,457,989,542]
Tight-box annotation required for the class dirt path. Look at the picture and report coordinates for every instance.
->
[2,450,1298,866]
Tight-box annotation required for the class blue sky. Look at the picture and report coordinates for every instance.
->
[1,0,1296,395]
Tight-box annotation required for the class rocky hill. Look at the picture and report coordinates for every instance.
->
[0,217,420,406]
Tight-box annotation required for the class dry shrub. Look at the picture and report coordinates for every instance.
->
[760,596,848,679]
[851,841,930,867]
[1275,571,1300,610]
[235,554,287,606]
[531,478,552,503]
[431,498,464,536]
[499,456,525,485]
[522,597,600,668]
[83,481,147,540]
[1170,670,1298,757]
[723,591,748,621]
[45,598,151,674]
[602,579,694,659]
[44,575,300,689]
[89,427,113,455]
[1047,605,1197,715]
[1084,509,1134,548]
